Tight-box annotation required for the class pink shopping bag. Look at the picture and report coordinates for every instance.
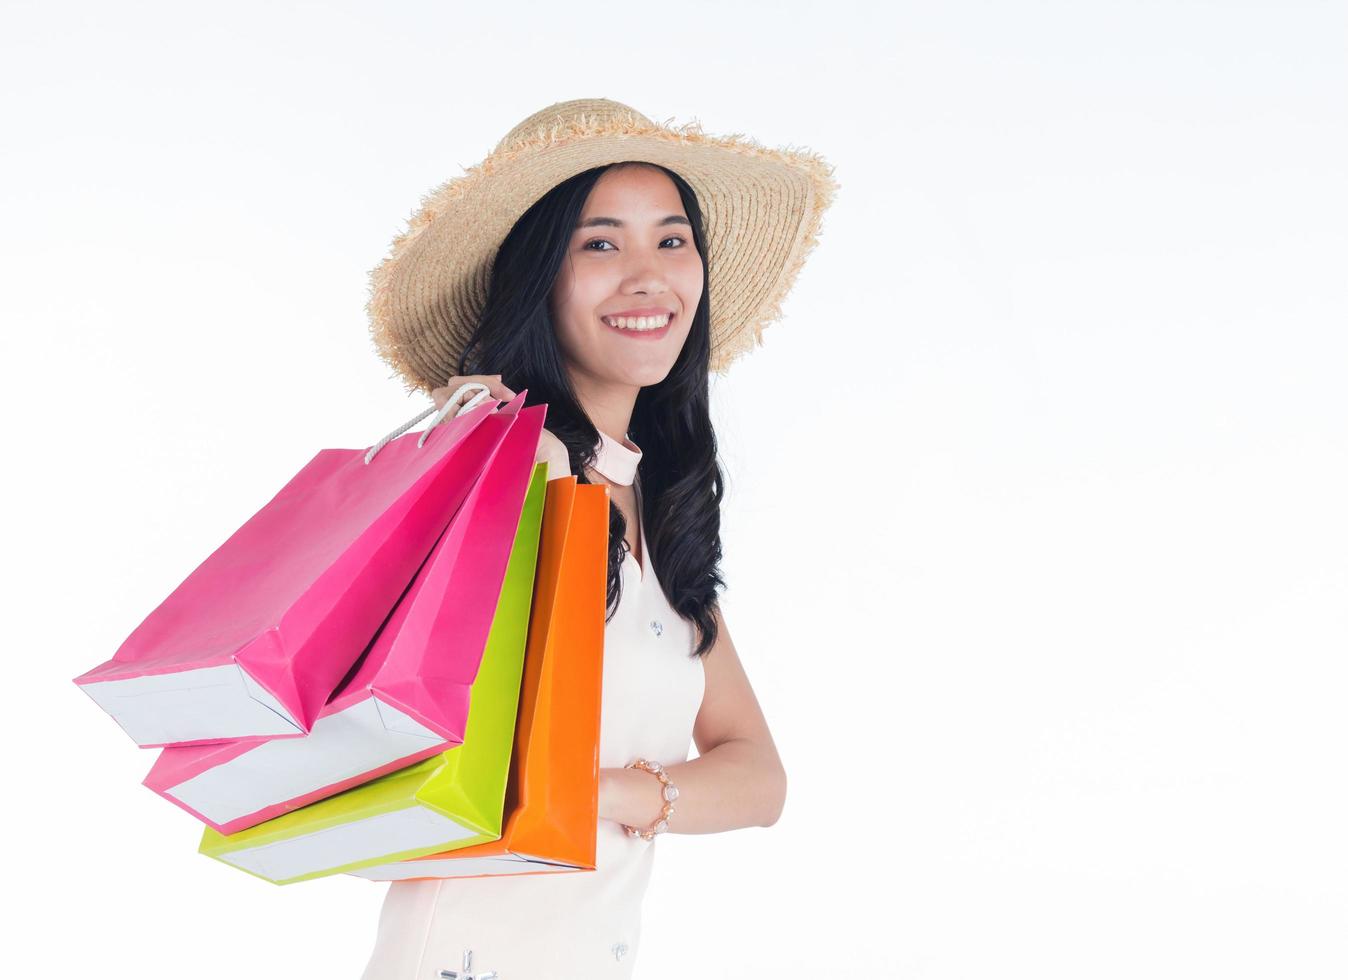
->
[74,386,527,748]
[143,403,549,833]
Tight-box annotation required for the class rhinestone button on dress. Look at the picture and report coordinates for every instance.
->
[439,949,497,979]
[612,942,629,961]
[649,620,663,636]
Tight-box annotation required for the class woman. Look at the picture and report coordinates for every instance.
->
[360,98,837,979]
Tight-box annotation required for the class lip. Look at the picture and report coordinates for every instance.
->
[602,307,676,319]
[601,311,675,341]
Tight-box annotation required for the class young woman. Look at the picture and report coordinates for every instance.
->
[359,98,837,979]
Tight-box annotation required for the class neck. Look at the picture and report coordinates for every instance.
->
[568,370,637,444]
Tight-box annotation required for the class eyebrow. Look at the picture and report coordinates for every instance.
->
[577,215,691,229]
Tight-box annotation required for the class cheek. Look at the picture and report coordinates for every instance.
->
[550,269,584,325]
[676,261,705,310]
[559,263,615,319]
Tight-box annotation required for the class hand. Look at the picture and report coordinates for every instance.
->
[429,374,517,415]
[597,766,670,829]
[431,376,570,477]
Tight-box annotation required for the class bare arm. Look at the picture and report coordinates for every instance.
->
[599,602,787,833]
[535,426,571,478]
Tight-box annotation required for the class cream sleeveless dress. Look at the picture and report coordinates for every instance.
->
[360,429,706,980]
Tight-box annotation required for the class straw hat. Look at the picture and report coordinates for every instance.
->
[366,97,839,395]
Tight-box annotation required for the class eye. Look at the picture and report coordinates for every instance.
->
[581,236,688,252]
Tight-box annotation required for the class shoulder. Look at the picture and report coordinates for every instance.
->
[536,426,572,479]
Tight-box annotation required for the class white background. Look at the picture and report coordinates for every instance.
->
[2,1,1345,977]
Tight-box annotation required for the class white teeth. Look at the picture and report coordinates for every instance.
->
[604,313,671,331]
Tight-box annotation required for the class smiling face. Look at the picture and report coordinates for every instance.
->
[549,163,704,396]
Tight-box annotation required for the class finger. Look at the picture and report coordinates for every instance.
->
[431,382,463,411]
[431,379,473,412]
[434,377,513,409]
[479,377,516,401]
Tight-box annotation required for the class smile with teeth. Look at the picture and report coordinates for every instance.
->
[602,313,673,331]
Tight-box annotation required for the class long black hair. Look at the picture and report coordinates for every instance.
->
[454,162,724,659]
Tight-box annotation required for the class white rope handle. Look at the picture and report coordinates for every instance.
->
[363,382,495,465]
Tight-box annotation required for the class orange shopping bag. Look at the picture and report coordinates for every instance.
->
[348,475,609,881]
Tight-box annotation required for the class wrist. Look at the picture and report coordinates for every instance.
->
[619,759,679,840]
[599,767,657,824]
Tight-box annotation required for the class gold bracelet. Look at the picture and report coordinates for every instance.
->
[621,758,679,840]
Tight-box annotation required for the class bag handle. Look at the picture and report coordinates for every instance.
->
[363,382,495,465]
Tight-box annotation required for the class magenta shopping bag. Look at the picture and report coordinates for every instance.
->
[142,403,549,833]
[74,386,528,748]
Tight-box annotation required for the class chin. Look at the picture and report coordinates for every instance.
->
[609,360,677,388]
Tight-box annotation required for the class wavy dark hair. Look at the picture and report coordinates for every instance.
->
[454,162,724,659]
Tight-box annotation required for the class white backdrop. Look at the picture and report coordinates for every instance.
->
[2,1,1345,977]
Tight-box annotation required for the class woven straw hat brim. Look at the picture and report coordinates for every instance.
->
[366,99,840,395]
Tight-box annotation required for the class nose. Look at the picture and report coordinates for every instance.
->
[620,248,668,296]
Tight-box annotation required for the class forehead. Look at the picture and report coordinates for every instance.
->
[580,164,686,219]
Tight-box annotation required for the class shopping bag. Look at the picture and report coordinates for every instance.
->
[193,464,554,884]
[143,406,548,834]
[73,386,524,747]
[350,477,609,882]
